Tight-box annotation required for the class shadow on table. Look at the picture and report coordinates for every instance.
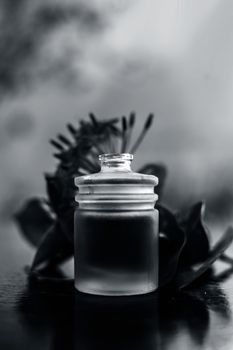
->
[17,280,231,350]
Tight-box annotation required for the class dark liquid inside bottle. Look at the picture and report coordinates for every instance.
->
[74,210,158,295]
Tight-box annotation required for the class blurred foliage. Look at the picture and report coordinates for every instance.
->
[0,0,106,96]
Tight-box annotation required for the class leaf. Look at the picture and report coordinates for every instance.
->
[28,265,73,284]
[178,202,210,266]
[138,163,167,199]
[175,227,233,289]
[31,222,73,271]
[158,205,186,287]
[14,198,55,247]
[214,255,233,282]
[187,282,231,320]
[159,291,210,346]
[45,174,62,214]
[58,207,75,243]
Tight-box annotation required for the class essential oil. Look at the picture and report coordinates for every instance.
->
[74,153,158,296]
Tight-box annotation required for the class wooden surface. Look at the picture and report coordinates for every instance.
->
[1,221,233,350]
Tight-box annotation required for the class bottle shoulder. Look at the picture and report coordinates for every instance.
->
[74,170,158,186]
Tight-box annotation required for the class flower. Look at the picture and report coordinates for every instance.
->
[15,113,233,290]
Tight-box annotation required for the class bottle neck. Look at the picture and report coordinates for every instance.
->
[99,153,133,173]
[100,160,132,172]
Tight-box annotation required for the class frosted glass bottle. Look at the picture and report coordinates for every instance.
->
[74,153,158,296]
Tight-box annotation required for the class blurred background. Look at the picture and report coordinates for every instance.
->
[0,0,233,232]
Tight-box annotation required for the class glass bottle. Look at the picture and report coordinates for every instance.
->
[74,153,158,296]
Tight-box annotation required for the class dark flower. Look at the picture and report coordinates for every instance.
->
[15,113,233,290]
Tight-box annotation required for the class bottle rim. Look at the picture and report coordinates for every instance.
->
[99,153,133,162]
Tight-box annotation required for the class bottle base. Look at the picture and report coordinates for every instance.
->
[75,281,157,296]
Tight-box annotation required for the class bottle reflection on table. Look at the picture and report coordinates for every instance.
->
[74,291,159,350]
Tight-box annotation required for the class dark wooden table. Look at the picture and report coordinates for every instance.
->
[1,220,233,350]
